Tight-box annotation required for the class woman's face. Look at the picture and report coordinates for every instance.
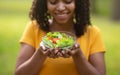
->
[47,0,75,24]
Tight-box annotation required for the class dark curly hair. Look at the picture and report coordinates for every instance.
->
[29,0,91,37]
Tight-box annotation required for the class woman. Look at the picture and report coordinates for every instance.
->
[15,0,106,75]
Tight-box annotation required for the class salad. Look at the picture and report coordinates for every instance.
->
[42,32,75,50]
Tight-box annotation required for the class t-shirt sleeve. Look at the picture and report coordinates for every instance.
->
[90,27,106,55]
[19,21,35,48]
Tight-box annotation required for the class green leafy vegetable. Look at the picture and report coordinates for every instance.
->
[42,32,75,49]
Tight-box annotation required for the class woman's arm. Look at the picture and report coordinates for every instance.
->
[72,49,106,75]
[15,43,48,75]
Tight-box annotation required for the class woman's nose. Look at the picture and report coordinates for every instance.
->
[56,2,66,11]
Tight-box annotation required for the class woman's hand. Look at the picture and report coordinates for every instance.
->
[55,42,80,58]
[40,42,60,58]
[60,43,80,58]
[40,42,80,58]
[69,43,80,56]
[40,42,50,56]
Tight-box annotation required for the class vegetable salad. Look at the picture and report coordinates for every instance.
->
[42,32,75,49]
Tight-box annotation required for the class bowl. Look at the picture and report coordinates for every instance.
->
[42,31,76,50]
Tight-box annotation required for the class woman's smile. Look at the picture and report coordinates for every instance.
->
[55,12,70,21]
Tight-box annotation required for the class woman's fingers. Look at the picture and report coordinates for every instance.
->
[67,42,80,55]
[48,49,61,58]
[57,52,62,57]
[74,43,80,48]
[39,46,49,56]
[69,48,80,56]
[69,50,78,55]
[40,42,48,51]
[40,41,81,58]
[42,49,50,55]
[61,50,71,58]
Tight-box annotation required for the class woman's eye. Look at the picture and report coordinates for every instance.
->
[49,0,57,4]
[65,0,73,4]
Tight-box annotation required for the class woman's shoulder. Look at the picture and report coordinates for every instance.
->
[79,25,102,39]
[28,20,39,28]
[86,25,101,35]
[27,20,44,31]
[24,20,46,37]
[87,25,100,32]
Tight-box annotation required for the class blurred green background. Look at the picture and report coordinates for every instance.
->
[0,0,120,75]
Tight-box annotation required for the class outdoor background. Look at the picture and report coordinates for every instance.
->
[0,0,120,75]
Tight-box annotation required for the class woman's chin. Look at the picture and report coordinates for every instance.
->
[55,20,69,25]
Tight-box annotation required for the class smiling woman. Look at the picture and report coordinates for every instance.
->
[15,0,106,75]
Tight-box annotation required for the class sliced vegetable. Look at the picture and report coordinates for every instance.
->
[42,32,75,49]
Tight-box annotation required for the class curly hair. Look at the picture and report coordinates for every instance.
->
[29,0,91,37]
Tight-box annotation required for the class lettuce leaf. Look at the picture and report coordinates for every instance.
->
[42,32,75,49]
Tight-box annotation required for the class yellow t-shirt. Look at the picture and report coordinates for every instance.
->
[20,21,105,75]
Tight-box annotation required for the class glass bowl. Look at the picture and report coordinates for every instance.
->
[42,31,76,50]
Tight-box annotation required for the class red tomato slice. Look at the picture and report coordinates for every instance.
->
[48,37,53,40]
[52,38,60,44]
